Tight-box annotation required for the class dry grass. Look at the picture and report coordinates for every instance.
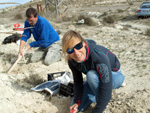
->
[117,9,124,13]
[126,0,134,5]
[103,15,115,24]
[78,15,97,26]
[14,74,46,90]
[145,28,150,36]
[122,24,132,31]
[24,74,45,86]
[14,13,23,19]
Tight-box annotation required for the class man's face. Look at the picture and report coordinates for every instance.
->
[27,14,38,25]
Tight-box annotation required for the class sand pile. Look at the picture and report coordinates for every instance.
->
[0,0,150,113]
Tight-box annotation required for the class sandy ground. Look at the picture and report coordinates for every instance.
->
[0,0,150,113]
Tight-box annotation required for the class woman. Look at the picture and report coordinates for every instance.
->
[62,30,125,113]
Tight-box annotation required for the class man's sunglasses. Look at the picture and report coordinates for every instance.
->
[66,41,83,54]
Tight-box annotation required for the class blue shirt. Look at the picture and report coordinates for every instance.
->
[21,15,60,48]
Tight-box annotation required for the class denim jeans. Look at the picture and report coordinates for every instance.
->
[70,70,125,112]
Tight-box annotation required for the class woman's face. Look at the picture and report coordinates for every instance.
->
[67,38,86,62]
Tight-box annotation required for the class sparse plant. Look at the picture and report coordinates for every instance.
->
[14,13,23,19]
[71,14,78,22]
[55,14,77,23]
[38,11,47,18]
[145,28,150,36]
[99,12,108,18]
[78,15,96,26]
[117,9,124,13]
[142,64,147,69]
[82,32,88,36]
[84,17,97,26]
[61,15,73,22]
[103,12,108,16]
[131,49,135,53]
[0,52,4,55]
[122,24,132,31]
[47,5,55,13]
[103,15,115,24]
[24,74,45,86]
[126,0,133,5]
[1,9,6,14]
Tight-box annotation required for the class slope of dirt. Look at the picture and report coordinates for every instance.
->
[0,0,150,113]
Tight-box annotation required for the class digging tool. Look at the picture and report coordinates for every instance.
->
[7,48,27,74]
[9,23,21,30]
[0,32,26,37]
[13,27,34,31]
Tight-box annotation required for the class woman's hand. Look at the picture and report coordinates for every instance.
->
[70,104,78,113]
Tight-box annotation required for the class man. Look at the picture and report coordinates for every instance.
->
[61,30,125,113]
[19,7,61,65]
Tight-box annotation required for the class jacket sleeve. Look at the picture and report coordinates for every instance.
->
[68,61,83,105]
[91,52,112,113]
[21,21,31,42]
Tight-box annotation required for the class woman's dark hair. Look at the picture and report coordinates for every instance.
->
[26,7,38,18]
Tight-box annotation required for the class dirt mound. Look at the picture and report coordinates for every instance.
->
[0,0,150,113]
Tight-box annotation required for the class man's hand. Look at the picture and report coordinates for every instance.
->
[18,49,24,58]
[70,104,78,113]
[18,44,31,58]
[18,40,27,58]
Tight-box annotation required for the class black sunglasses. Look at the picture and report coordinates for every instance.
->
[66,41,83,54]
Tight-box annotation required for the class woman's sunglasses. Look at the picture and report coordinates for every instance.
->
[66,41,83,54]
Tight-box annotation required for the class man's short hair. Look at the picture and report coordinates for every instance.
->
[26,7,38,18]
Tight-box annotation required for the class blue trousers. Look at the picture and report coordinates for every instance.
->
[71,70,125,112]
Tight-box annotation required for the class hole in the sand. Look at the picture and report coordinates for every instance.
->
[14,74,47,90]
[23,74,46,86]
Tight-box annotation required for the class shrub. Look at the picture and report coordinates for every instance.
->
[145,28,150,36]
[14,13,23,19]
[117,9,124,13]
[78,15,96,26]
[122,24,132,31]
[103,15,115,24]
[126,0,133,5]
[54,14,78,23]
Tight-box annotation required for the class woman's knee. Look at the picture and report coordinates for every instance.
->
[86,70,99,81]
[86,70,100,88]
[112,73,125,89]
[119,75,125,87]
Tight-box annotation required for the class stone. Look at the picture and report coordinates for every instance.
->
[30,50,45,63]
[44,50,61,65]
